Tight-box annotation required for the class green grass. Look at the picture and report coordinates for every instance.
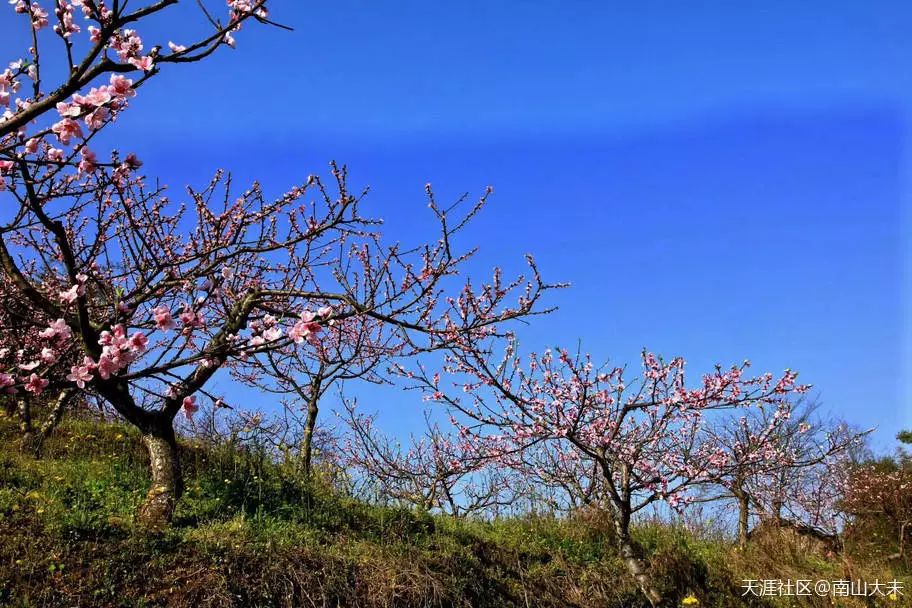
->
[0,415,906,607]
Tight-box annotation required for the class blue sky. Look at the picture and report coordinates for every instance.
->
[3,1,909,447]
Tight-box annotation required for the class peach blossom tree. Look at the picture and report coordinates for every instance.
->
[402,339,809,607]
[701,400,867,548]
[340,398,518,517]
[0,0,555,526]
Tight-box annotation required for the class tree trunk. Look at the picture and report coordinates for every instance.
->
[16,398,36,454]
[33,389,73,458]
[300,395,319,477]
[299,373,322,477]
[613,509,667,607]
[737,491,750,550]
[138,422,182,529]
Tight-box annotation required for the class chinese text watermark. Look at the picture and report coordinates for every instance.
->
[741,579,904,598]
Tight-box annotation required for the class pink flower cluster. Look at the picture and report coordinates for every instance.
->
[58,274,89,304]
[108,29,153,71]
[0,67,20,108]
[0,158,13,191]
[63,324,148,388]
[52,1,80,38]
[71,0,108,20]
[96,324,148,378]
[11,0,49,30]
[55,74,135,142]
[39,318,72,342]
[248,314,283,346]
[227,0,269,23]
[288,306,331,344]
[24,373,49,394]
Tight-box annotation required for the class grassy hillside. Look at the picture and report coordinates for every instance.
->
[0,415,906,607]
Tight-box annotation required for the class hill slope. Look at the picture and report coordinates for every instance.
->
[0,416,905,607]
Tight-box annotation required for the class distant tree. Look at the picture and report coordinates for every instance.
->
[843,433,912,561]
[402,342,809,608]
[341,399,517,517]
[232,303,391,477]
[703,399,868,548]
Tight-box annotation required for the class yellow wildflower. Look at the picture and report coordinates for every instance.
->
[682,595,700,606]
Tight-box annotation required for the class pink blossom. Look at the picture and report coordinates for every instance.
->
[289,310,322,343]
[124,153,142,168]
[129,332,148,353]
[73,87,112,108]
[29,4,48,30]
[40,347,57,364]
[152,305,175,330]
[55,101,82,118]
[59,284,80,304]
[78,147,97,172]
[110,29,144,62]
[23,373,48,395]
[99,325,125,347]
[84,107,109,131]
[66,360,94,388]
[53,1,79,37]
[96,354,117,379]
[109,75,136,98]
[182,395,198,419]
[128,56,154,71]
[51,117,83,145]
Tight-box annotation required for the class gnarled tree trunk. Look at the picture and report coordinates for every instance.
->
[613,506,667,607]
[138,420,182,529]
[94,382,183,528]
